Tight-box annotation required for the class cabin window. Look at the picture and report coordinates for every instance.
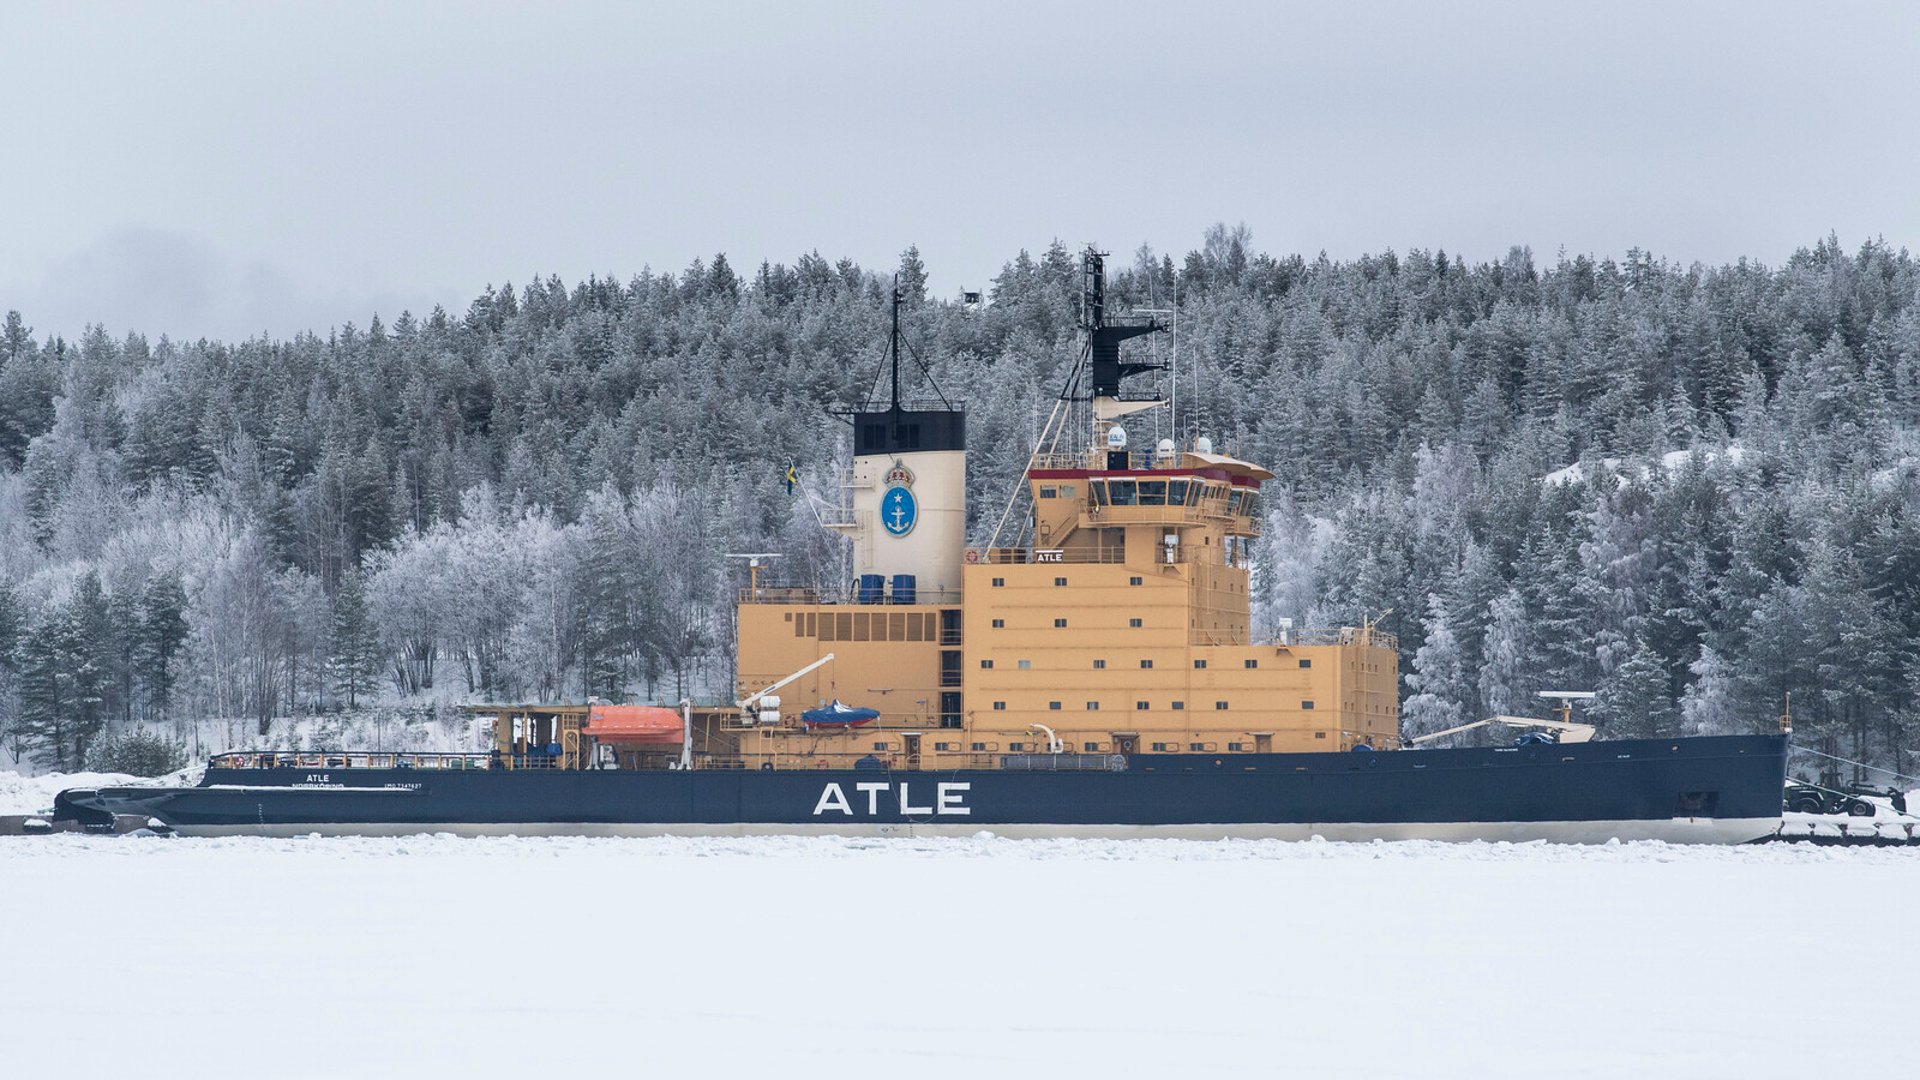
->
[934,742,952,751]
[1135,700,1149,710]
[1298,658,1312,669]
[1244,659,1258,669]
[1151,742,1170,751]
[979,659,994,669]
[1108,480,1137,506]
[1009,742,1026,751]
[1139,659,1153,669]
[1172,700,1185,710]
[1054,618,1068,628]
[1193,659,1208,669]
[1093,659,1106,669]
[873,741,889,751]
[1086,701,1100,710]
[991,618,1005,628]
[1054,577,1068,586]
[1189,742,1205,751]
[972,742,988,750]
[1129,576,1143,586]
[1083,742,1101,752]
[1315,731,1327,739]
[991,577,1004,587]
[1039,486,1057,498]
[1060,485,1075,498]
[1129,618,1143,628]
[1017,659,1031,670]
[992,702,1006,711]
[1138,480,1167,506]
[1302,700,1316,710]
[1049,701,1062,711]
[1228,742,1244,751]
[1216,701,1230,710]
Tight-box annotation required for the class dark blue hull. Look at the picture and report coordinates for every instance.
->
[55,734,1788,843]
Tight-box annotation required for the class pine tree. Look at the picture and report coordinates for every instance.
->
[328,570,382,709]
[135,572,190,722]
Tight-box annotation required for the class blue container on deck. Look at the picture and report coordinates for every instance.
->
[857,574,886,604]
[890,574,916,604]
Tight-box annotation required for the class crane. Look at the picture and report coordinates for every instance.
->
[737,652,836,724]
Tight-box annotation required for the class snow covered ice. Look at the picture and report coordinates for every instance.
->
[3,835,1914,1078]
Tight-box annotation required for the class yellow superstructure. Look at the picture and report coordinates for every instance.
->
[730,254,1396,769]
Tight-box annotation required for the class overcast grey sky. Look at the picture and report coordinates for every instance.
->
[4,0,1918,342]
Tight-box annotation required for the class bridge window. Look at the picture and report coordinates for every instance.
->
[1089,482,1106,508]
[1168,479,1190,505]
[1108,480,1136,506]
[1138,481,1167,506]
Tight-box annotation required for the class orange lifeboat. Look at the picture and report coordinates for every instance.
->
[585,704,684,744]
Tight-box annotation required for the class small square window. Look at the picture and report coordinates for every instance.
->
[1315,731,1327,739]
[1017,659,1031,670]
[1093,659,1107,669]
[1215,701,1229,710]
[1129,576,1143,586]
[992,618,1005,628]
[1139,659,1153,669]
[1039,486,1057,498]
[1048,701,1062,710]
[992,701,1006,711]
[1129,618,1143,628]
[1054,577,1068,587]
[979,659,994,669]
[1054,618,1067,628]
[1086,701,1100,711]
[991,577,1005,587]
[1172,700,1185,710]
[1302,700,1316,710]
[873,741,889,751]
[1193,659,1208,669]
[1135,700,1149,710]
[1298,658,1312,669]
[1244,659,1258,669]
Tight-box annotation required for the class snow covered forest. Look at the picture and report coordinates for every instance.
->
[2,230,1918,775]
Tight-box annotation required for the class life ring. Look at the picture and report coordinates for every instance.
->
[964,548,981,564]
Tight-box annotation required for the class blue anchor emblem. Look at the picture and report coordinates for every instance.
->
[882,484,917,537]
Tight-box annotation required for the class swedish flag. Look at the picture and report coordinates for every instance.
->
[784,462,798,495]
